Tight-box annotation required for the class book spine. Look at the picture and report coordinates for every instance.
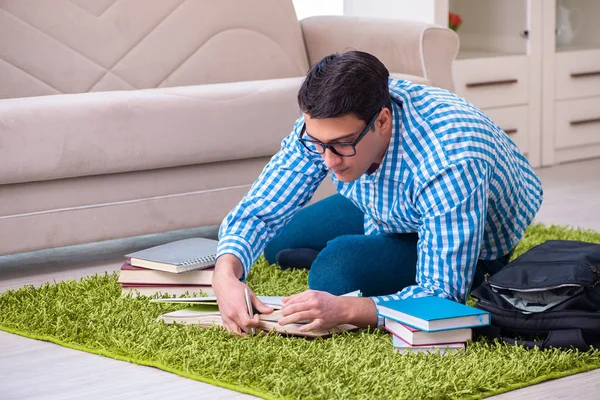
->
[178,255,217,267]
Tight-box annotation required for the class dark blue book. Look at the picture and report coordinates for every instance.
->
[377,296,490,332]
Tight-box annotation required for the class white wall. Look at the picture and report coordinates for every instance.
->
[292,0,447,25]
[292,0,343,20]
[343,0,448,25]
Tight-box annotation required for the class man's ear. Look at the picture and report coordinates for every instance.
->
[377,108,393,133]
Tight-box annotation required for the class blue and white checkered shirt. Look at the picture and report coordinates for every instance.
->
[217,79,543,311]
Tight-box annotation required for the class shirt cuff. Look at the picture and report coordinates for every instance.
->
[216,235,254,281]
[369,290,427,329]
[368,297,385,329]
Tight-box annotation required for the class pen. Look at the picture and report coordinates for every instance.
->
[244,287,256,335]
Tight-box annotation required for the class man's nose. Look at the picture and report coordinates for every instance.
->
[322,147,342,168]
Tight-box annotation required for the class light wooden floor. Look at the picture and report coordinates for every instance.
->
[2,159,600,399]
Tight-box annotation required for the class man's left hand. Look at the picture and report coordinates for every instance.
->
[279,290,349,332]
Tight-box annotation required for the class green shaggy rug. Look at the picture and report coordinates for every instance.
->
[2,224,600,399]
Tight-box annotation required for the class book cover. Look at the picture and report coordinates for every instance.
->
[125,238,218,273]
[384,318,472,346]
[118,262,214,285]
[377,296,490,332]
[157,303,221,325]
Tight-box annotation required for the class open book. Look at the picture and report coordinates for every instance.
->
[155,291,361,338]
[151,295,286,310]
[157,304,357,338]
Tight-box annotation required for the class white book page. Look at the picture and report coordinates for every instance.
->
[150,290,361,309]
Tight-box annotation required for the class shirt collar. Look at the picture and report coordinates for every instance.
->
[359,99,404,183]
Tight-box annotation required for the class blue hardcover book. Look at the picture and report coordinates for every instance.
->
[377,296,490,332]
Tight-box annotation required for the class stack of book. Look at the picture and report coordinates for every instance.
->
[376,296,490,355]
[118,238,218,297]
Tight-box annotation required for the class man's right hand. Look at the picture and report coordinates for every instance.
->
[212,254,273,335]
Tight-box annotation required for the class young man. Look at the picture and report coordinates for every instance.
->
[212,51,543,335]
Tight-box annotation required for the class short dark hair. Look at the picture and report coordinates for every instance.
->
[297,50,392,123]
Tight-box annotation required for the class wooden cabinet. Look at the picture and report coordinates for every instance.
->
[448,0,542,167]
[452,56,530,109]
[542,0,600,165]
[345,0,543,167]
[344,0,600,167]
[554,51,600,100]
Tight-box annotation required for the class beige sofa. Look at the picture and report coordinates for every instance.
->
[0,0,458,255]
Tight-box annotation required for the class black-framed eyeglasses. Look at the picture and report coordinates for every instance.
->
[298,106,385,157]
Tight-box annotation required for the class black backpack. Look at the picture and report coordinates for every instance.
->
[471,240,600,350]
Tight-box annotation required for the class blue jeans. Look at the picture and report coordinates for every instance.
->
[264,194,511,297]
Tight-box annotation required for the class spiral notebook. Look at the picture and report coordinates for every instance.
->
[125,238,218,273]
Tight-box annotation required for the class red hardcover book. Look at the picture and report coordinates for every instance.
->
[384,318,472,346]
[117,262,213,285]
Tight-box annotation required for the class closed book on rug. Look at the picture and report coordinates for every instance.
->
[392,334,465,355]
[125,238,218,273]
[377,296,490,332]
[122,284,214,297]
[384,318,472,346]
[157,304,223,326]
[117,262,214,285]
[157,305,357,338]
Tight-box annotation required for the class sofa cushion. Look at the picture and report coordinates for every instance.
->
[0,77,305,185]
[390,73,430,86]
[301,16,456,91]
[0,0,310,99]
[0,72,434,185]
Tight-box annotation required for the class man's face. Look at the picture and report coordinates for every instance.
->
[302,110,390,182]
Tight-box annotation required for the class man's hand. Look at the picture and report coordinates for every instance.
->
[279,290,378,332]
[212,254,273,335]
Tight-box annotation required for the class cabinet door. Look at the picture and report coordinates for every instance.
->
[542,0,600,165]
[555,49,600,100]
[453,56,529,109]
[555,97,600,150]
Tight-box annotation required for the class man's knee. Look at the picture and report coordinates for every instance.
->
[307,236,366,295]
[263,195,364,264]
[307,233,419,296]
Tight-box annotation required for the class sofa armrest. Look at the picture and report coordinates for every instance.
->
[0,77,305,185]
[300,16,459,91]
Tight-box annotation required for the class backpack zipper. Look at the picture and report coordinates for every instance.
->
[588,265,600,287]
[486,263,600,292]
[488,283,582,292]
